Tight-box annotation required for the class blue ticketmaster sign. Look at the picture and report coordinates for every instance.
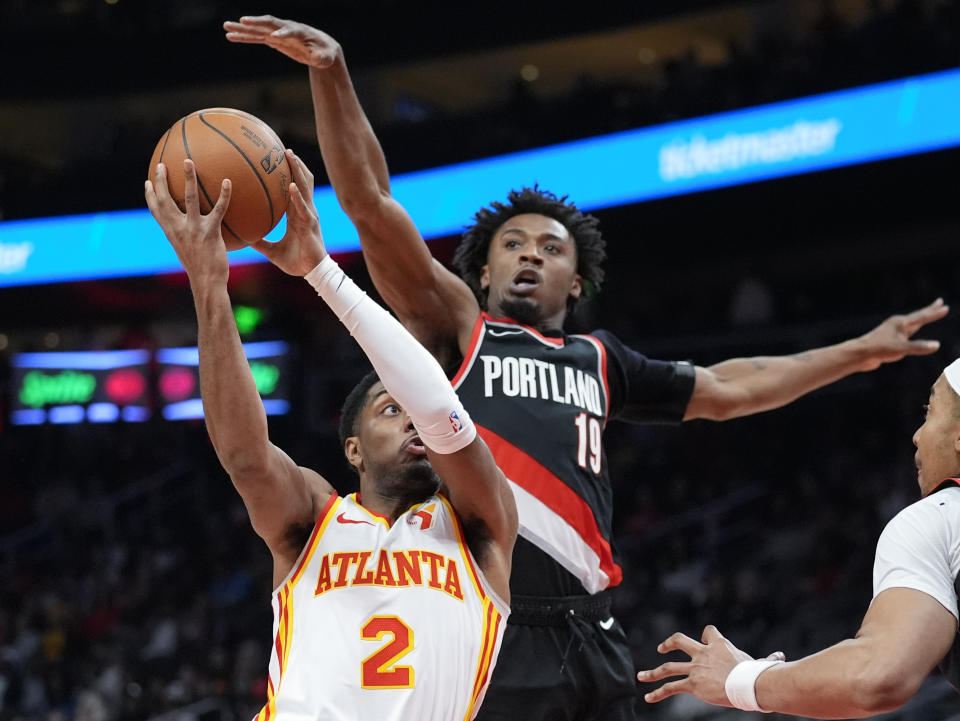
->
[2,67,959,288]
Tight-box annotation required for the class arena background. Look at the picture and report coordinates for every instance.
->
[2,0,960,719]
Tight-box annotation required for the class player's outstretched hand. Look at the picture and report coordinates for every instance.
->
[250,149,327,277]
[145,159,231,286]
[855,298,949,371]
[224,16,339,69]
[636,625,754,707]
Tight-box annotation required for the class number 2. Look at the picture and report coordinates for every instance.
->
[574,412,602,474]
[361,615,414,689]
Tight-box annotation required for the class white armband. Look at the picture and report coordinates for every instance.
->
[305,257,476,454]
[724,659,782,712]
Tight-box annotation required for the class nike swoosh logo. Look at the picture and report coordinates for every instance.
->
[599,617,615,630]
[336,512,374,526]
[488,329,524,336]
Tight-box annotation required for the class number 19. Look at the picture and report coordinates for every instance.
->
[574,412,602,474]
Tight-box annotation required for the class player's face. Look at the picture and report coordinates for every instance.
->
[480,213,582,330]
[911,376,960,496]
[347,382,441,500]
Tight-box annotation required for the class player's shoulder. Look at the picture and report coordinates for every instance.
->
[577,327,623,351]
[884,486,960,539]
[911,483,960,515]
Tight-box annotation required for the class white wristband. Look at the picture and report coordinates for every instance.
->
[724,659,783,712]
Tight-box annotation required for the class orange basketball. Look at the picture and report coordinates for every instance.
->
[148,108,291,250]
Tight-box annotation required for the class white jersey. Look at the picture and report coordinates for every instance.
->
[254,492,509,721]
[873,485,960,620]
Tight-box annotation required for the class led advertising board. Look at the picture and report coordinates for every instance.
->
[2,67,959,287]
[11,349,151,425]
[156,341,290,420]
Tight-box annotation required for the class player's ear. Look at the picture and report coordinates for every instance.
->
[344,437,364,472]
[480,264,490,290]
[569,273,582,300]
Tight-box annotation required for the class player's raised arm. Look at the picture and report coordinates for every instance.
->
[224,15,479,363]
[301,252,517,602]
[684,298,949,421]
[145,160,332,583]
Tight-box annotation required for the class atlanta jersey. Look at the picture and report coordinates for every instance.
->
[452,312,695,597]
[254,492,508,721]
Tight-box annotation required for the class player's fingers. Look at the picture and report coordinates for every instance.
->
[903,299,949,334]
[765,651,786,662]
[182,160,199,216]
[657,632,701,657]
[237,15,284,28]
[286,149,305,185]
[223,20,266,33]
[903,339,941,355]
[153,163,172,202]
[636,661,690,683]
[286,150,316,199]
[293,152,314,185]
[701,625,725,645]
[224,32,271,44]
[143,180,162,219]
[286,182,310,220]
[209,179,232,224]
[643,679,690,704]
[223,21,266,35]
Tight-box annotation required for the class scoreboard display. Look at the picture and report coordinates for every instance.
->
[12,349,151,425]
[156,340,291,420]
[8,341,291,425]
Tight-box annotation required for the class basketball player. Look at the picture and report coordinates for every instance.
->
[637,357,960,717]
[224,16,949,720]
[144,155,517,720]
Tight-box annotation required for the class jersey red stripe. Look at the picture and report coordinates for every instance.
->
[439,493,487,600]
[274,592,286,678]
[451,313,486,387]
[477,424,622,587]
[578,334,611,426]
[290,492,339,582]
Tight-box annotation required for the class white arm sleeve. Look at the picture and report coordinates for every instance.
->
[305,256,476,454]
[872,490,960,620]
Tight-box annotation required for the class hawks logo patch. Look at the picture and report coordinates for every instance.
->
[408,503,436,531]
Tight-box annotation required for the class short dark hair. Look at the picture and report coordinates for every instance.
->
[338,370,381,456]
[452,186,606,316]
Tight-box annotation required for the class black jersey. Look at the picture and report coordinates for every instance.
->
[452,312,695,597]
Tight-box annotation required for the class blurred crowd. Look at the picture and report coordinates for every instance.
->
[374,0,960,174]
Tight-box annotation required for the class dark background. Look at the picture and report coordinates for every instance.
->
[2,1,960,719]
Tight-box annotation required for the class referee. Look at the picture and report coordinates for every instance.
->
[638,357,960,718]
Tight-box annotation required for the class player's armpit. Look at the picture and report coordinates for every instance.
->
[426,437,518,601]
[231,444,334,555]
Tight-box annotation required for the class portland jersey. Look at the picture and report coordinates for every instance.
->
[255,492,509,721]
[452,312,695,597]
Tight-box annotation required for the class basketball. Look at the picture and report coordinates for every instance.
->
[148,108,291,250]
